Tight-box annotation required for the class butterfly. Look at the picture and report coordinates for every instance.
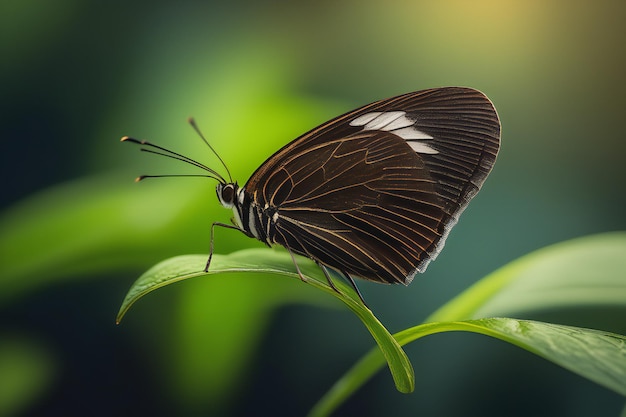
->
[122,87,501,303]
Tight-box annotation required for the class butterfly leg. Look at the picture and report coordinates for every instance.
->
[286,249,343,295]
[320,264,369,308]
[318,263,342,294]
[205,222,246,272]
[341,271,368,308]
[286,247,308,282]
[285,249,368,307]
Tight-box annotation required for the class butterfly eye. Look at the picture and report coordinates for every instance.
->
[217,183,236,208]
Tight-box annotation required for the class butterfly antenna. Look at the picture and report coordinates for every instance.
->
[121,136,227,184]
[135,174,218,182]
[187,117,233,184]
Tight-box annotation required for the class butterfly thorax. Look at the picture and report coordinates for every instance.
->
[216,182,273,246]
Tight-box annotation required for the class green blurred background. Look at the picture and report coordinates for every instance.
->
[1,1,625,416]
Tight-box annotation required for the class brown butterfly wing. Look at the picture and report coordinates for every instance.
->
[245,87,500,284]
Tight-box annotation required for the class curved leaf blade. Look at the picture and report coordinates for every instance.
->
[309,318,626,417]
[460,318,626,395]
[0,173,215,306]
[428,232,626,322]
[311,232,626,416]
[116,248,415,394]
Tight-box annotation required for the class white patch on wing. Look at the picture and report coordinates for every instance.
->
[358,111,406,130]
[384,115,415,130]
[350,111,439,154]
[350,112,382,126]
[407,141,439,154]
[392,126,433,140]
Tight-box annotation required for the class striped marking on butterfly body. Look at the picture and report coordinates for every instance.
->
[248,204,260,239]
[229,187,246,231]
[350,111,439,154]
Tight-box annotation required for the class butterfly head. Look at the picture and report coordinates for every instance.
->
[216,182,248,233]
[216,182,239,209]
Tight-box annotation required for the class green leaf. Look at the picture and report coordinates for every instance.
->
[309,318,626,417]
[428,231,626,322]
[0,173,216,305]
[310,232,626,416]
[117,248,415,394]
